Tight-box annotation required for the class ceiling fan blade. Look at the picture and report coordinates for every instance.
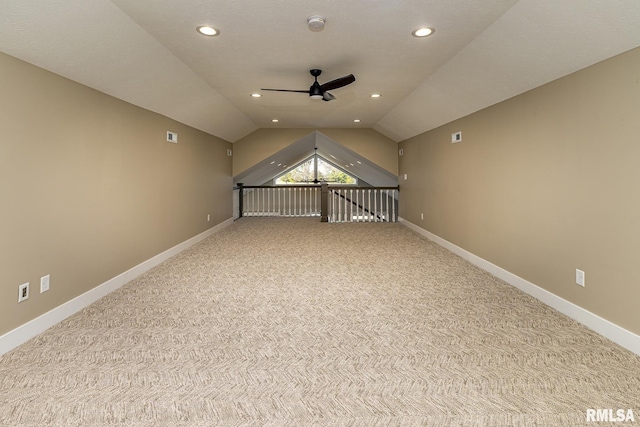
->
[322,91,336,102]
[320,74,355,92]
[261,88,309,93]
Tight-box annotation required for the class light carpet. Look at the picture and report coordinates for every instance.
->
[1,217,639,426]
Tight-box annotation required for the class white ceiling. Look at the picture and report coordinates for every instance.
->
[1,0,640,143]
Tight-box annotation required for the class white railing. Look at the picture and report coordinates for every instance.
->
[328,187,398,223]
[240,185,321,217]
[235,184,399,222]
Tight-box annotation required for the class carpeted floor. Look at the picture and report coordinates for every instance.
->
[1,217,639,426]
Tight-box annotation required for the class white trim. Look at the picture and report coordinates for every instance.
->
[399,217,640,357]
[0,218,234,356]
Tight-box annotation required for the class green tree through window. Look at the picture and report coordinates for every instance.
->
[275,155,357,185]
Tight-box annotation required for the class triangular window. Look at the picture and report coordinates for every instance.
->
[275,155,357,185]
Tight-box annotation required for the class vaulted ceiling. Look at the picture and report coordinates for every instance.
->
[1,1,639,143]
[233,131,398,187]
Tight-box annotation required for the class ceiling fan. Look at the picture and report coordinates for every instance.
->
[261,69,355,102]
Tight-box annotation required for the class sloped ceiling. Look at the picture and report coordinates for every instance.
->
[233,131,398,187]
[1,1,640,142]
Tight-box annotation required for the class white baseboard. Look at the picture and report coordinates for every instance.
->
[0,218,234,356]
[399,217,640,357]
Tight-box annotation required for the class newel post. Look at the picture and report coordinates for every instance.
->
[320,182,329,222]
[237,183,244,218]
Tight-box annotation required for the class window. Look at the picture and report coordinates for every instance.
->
[275,155,357,185]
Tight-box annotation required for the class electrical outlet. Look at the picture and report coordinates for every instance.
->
[207,214,210,222]
[18,282,29,303]
[576,269,585,287]
[40,275,50,293]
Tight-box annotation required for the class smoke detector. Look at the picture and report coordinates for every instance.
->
[307,15,325,32]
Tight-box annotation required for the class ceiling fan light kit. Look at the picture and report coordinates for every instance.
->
[307,15,325,32]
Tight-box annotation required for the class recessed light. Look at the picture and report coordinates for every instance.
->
[370,93,381,98]
[196,25,220,37]
[353,119,361,123]
[251,93,262,98]
[271,119,279,123]
[412,27,434,38]
[196,26,220,36]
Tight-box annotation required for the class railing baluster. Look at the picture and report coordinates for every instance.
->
[343,189,347,222]
[385,190,389,222]
[392,189,396,222]
[365,189,369,222]
[387,189,390,222]
[374,190,378,222]
[383,190,386,222]
[342,189,347,222]
[332,190,336,222]
[349,189,353,222]
[330,189,333,222]
[362,188,371,222]
[382,190,389,222]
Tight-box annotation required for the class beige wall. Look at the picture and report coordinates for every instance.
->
[0,53,232,336]
[233,128,398,176]
[399,46,640,335]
